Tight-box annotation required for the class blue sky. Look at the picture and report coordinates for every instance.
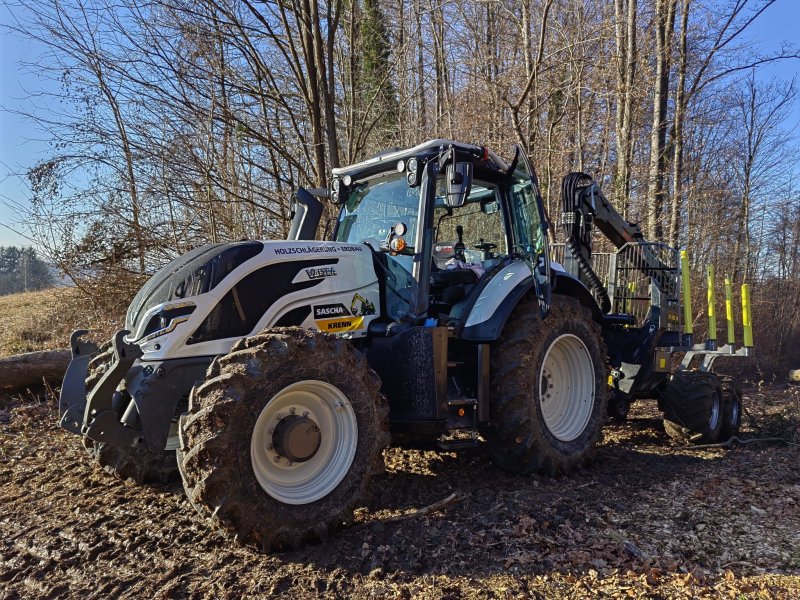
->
[1,1,799,247]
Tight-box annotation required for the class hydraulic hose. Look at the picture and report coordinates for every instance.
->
[565,236,611,313]
[561,173,612,314]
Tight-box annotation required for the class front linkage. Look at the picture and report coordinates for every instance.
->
[59,329,209,451]
[60,329,141,445]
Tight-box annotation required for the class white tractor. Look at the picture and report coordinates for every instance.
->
[60,140,748,550]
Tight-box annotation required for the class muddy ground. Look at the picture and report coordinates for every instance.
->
[1,385,799,599]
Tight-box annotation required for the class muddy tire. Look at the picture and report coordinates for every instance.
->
[660,370,723,444]
[719,376,743,441]
[83,438,180,483]
[82,342,179,484]
[178,328,389,552]
[607,391,631,422]
[486,295,608,475]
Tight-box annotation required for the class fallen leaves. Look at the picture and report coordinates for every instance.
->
[1,385,799,599]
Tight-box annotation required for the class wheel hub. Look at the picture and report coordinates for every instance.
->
[272,415,321,463]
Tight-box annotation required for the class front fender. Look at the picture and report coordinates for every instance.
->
[461,277,534,341]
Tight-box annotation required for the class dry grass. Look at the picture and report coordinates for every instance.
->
[0,287,123,358]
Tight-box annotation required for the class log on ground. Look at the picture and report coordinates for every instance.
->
[0,349,71,390]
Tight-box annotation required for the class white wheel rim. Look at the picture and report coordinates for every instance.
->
[250,380,358,505]
[539,334,595,442]
[730,398,740,426]
[709,392,721,429]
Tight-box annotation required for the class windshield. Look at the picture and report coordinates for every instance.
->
[335,173,420,249]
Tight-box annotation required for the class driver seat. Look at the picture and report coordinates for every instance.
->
[430,268,478,288]
[430,267,479,310]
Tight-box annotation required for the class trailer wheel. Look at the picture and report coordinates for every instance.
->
[660,370,723,444]
[178,328,389,552]
[82,343,179,484]
[719,376,743,441]
[486,295,608,475]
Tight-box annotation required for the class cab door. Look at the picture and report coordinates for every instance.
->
[508,146,552,314]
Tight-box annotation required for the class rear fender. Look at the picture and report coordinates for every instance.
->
[460,266,602,342]
[551,271,604,322]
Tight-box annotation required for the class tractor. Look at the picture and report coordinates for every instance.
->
[59,140,752,551]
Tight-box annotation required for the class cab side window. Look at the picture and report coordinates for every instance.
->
[434,184,506,253]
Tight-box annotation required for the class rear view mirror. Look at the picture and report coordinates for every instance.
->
[481,199,499,214]
[445,162,472,208]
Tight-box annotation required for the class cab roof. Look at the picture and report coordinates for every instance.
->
[331,139,511,182]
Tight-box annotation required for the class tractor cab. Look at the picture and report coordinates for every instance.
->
[323,139,550,326]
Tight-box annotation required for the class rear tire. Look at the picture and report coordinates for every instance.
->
[178,328,389,551]
[486,295,608,475]
[82,342,179,484]
[719,376,743,441]
[660,370,723,444]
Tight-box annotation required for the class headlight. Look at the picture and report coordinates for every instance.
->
[139,302,196,342]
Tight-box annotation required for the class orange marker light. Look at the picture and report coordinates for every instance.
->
[390,237,406,253]
[458,408,466,417]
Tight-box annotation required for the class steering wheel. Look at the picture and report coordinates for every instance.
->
[474,239,497,253]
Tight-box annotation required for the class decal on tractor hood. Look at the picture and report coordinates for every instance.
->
[293,265,338,283]
[304,266,337,280]
[313,294,376,319]
[316,316,364,332]
[274,244,364,256]
[312,293,376,333]
[350,293,376,316]
[314,303,349,318]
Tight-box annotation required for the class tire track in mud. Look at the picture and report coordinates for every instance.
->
[2,394,800,598]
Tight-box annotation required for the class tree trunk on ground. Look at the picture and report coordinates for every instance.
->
[0,350,71,390]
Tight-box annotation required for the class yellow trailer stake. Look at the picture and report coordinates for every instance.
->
[724,276,735,344]
[680,250,693,334]
[741,284,753,347]
[707,264,716,341]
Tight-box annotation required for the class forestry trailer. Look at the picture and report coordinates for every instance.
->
[59,140,753,551]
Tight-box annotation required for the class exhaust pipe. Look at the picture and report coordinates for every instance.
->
[288,188,324,241]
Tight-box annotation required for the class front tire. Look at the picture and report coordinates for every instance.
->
[178,328,389,551]
[486,295,608,475]
[84,438,180,484]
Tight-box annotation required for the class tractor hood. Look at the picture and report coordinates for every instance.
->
[126,240,381,361]
[126,241,264,335]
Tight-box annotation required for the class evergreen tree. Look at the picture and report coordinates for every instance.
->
[0,246,55,295]
[358,0,399,151]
